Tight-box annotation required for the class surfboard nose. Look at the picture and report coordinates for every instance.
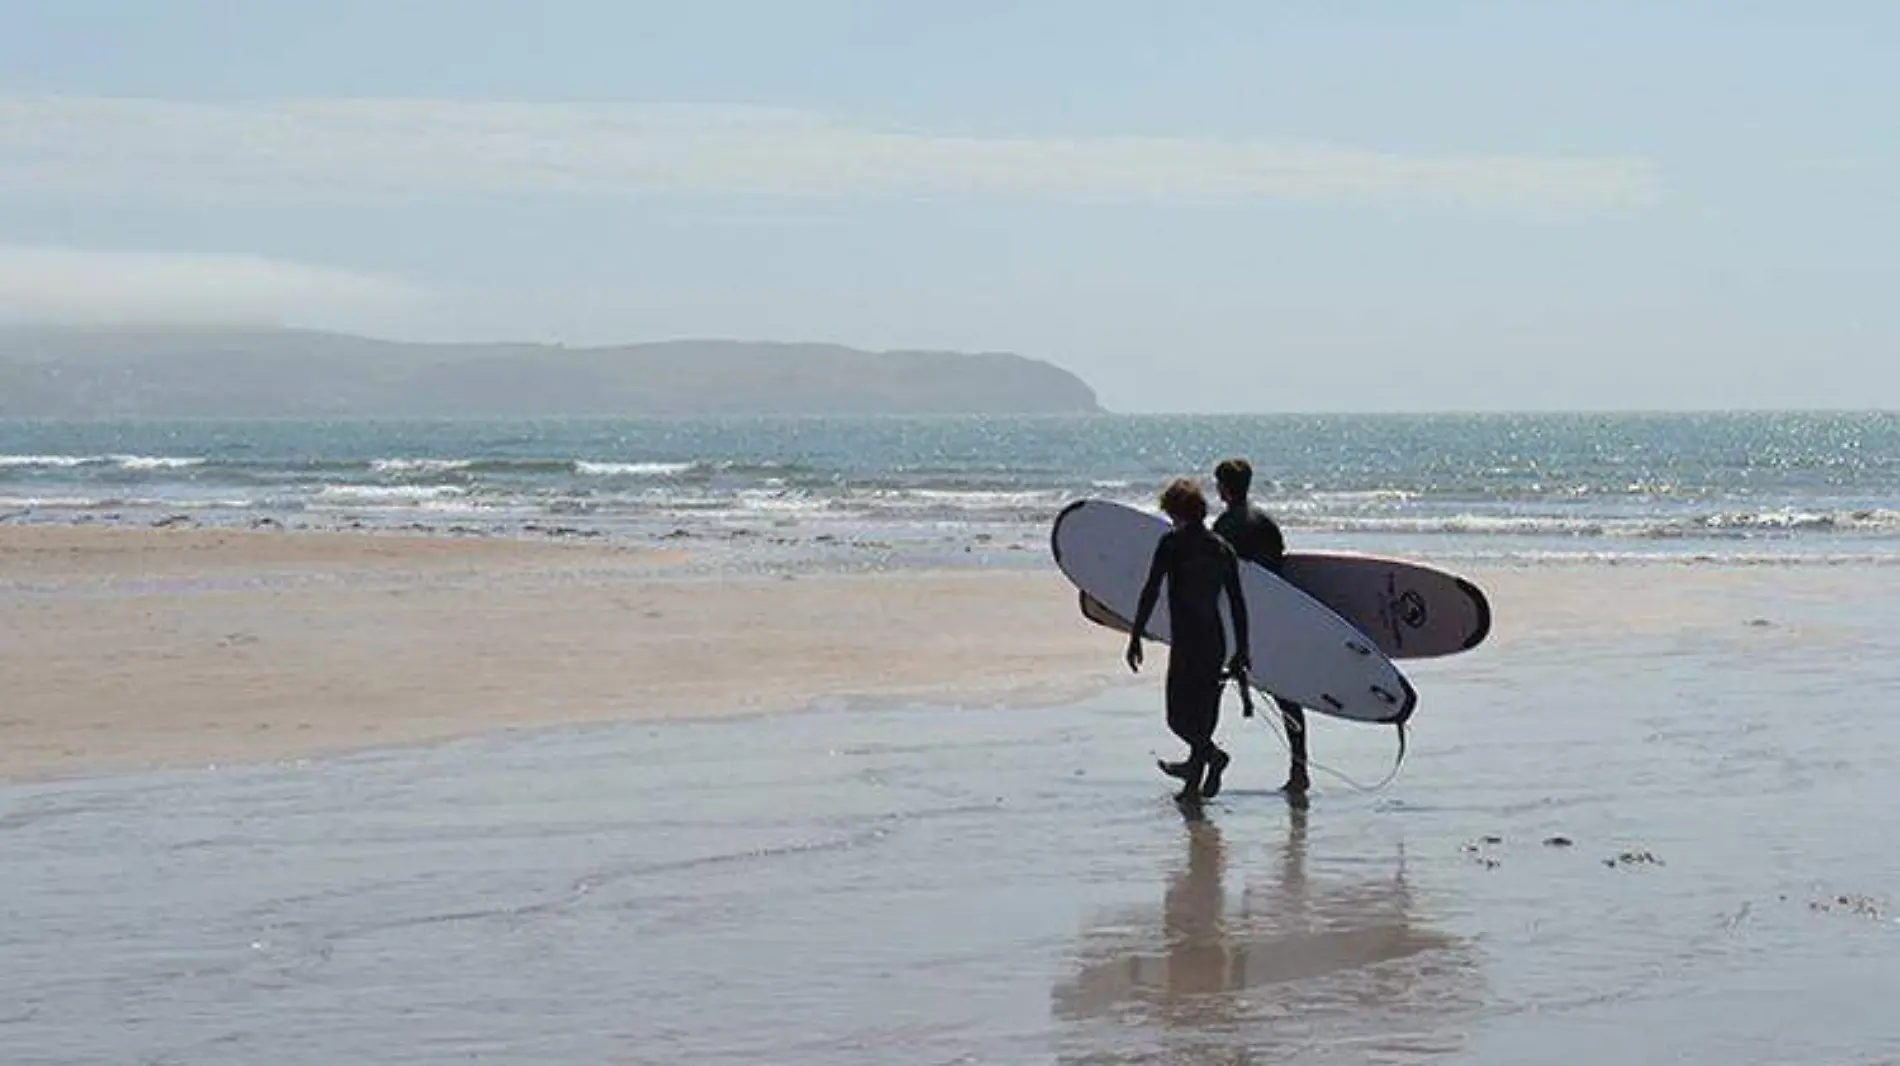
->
[1049,498,1090,565]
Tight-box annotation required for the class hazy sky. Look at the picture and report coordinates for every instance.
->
[1,1,1895,412]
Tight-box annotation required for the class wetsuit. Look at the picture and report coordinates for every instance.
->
[1212,502,1285,574]
[1213,501,1309,787]
[1130,525,1249,768]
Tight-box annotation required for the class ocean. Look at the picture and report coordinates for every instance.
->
[3,412,1897,566]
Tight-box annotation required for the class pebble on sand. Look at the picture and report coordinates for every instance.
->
[1604,849,1665,868]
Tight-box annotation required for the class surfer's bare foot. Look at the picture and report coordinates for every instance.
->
[1200,749,1232,798]
[1281,770,1310,796]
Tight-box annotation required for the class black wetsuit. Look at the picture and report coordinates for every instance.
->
[1130,524,1249,760]
[1213,501,1309,783]
[1212,502,1285,574]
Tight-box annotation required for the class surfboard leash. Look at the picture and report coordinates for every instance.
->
[1228,671,1410,794]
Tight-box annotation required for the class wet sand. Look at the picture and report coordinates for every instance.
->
[6,527,1900,1063]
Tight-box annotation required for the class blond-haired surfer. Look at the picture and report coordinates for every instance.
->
[1127,477,1250,802]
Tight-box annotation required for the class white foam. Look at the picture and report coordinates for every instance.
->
[0,454,93,468]
[0,454,207,470]
[370,458,473,474]
[0,495,113,508]
[1700,509,1862,532]
[1309,489,1417,504]
[887,489,1065,510]
[114,455,206,470]
[1314,514,1611,537]
[733,490,831,514]
[315,485,467,504]
[1467,548,1900,567]
[575,461,697,477]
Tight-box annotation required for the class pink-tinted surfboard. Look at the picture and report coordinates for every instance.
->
[1078,547,1490,660]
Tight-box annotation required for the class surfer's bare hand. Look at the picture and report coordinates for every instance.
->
[1125,640,1143,672]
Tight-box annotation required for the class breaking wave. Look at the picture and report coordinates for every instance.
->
[1292,509,1900,539]
[0,454,205,470]
[574,461,698,478]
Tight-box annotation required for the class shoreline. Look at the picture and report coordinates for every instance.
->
[3,522,1882,784]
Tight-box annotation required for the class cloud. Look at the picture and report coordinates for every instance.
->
[0,245,423,327]
[0,96,1659,212]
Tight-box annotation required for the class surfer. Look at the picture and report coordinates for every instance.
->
[1126,478,1251,802]
[1212,457,1311,795]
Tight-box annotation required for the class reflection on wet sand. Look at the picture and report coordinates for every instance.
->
[1052,799,1484,1064]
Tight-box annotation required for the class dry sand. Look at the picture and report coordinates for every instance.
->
[0,525,1846,781]
[0,526,1132,780]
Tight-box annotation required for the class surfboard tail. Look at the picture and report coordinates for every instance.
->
[1456,577,1493,652]
[1390,670,1419,726]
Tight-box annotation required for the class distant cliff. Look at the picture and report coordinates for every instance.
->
[0,328,1103,418]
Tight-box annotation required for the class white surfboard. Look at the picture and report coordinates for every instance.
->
[1051,499,1417,725]
[1080,551,1491,660]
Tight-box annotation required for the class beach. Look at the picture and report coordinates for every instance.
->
[1,522,1843,784]
[0,525,1130,781]
[7,521,1900,1063]
[8,408,1900,1064]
